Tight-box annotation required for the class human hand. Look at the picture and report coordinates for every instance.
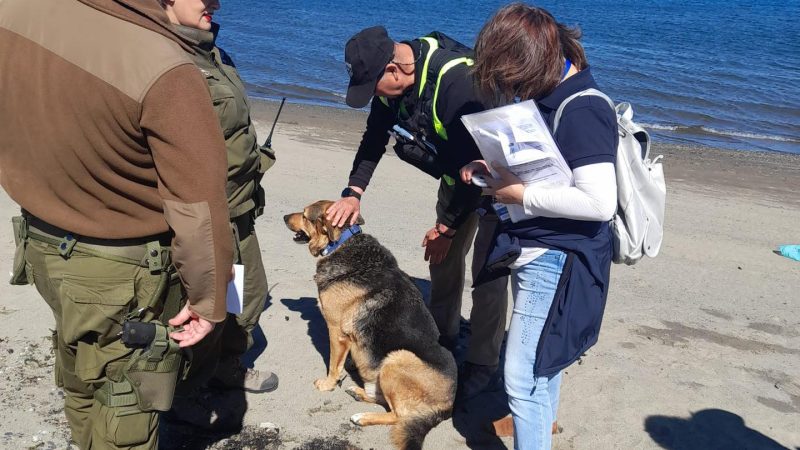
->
[168,304,216,348]
[460,160,491,184]
[326,189,363,227]
[484,163,525,205]
[422,226,454,265]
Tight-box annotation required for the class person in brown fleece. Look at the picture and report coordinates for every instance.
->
[0,0,234,448]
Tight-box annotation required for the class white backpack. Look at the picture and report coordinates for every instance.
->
[553,88,666,265]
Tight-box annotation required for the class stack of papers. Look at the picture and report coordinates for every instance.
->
[461,100,573,222]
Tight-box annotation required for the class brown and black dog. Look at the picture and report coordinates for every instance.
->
[284,200,457,450]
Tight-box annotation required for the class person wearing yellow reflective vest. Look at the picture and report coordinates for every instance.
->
[327,26,511,402]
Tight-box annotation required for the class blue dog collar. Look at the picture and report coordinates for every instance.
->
[321,224,362,256]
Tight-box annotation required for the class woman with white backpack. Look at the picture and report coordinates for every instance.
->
[461,4,619,449]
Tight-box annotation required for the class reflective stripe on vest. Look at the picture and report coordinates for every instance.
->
[432,56,474,141]
[379,39,473,142]
[417,37,439,96]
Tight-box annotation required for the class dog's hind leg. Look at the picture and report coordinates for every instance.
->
[350,411,398,426]
[377,350,455,450]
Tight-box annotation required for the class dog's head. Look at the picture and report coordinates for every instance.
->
[283,200,365,257]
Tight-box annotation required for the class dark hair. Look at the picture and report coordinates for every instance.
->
[473,3,587,103]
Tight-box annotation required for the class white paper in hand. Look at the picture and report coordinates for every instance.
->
[226,264,245,314]
[461,100,574,222]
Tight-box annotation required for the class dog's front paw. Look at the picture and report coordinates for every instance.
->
[314,377,338,391]
[350,413,365,426]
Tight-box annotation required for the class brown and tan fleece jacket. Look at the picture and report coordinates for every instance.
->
[0,0,233,322]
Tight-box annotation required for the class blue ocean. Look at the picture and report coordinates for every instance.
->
[215,0,800,154]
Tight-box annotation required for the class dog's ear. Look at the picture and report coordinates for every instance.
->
[305,202,326,222]
[323,221,342,243]
[354,214,365,226]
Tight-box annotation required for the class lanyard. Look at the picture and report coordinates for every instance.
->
[561,59,572,80]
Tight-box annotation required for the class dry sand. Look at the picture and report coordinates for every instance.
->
[0,100,798,450]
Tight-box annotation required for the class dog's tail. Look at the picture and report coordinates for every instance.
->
[391,408,451,450]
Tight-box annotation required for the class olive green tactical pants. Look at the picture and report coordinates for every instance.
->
[25,238,181,449]
[429,191,509,366]
[175,225,268,394]
[220,227,269,358]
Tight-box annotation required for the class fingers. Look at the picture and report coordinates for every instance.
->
[168,304,215,347]
[329,199,360,228]
[460,160,490,184]
[170,318,215,348]
[460,165,473,184]
[325,201,339,219]
[327,202,344,227]
[326,201,348,227]
[339,208,356,228]
[348,209,360,227]
[168,304,192,327]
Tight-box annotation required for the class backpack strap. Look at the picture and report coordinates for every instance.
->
[554,88,653,162]
[552,88,615,133]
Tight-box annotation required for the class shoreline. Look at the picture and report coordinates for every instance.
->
[249,97,800,209]
[248,95,800,156]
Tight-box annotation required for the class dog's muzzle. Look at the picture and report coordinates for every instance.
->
[293,230,310,243]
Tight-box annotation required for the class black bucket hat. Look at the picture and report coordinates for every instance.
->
[344,26,395,108]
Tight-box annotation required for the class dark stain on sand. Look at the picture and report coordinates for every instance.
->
[756,396,798,414]
[748,322,800,338]
[738,367,800,414]
[699,308,733,321]
[634,321,800,355]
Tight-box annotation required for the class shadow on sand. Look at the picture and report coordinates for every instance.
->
[645,408,794,450]
[281,297,329,366]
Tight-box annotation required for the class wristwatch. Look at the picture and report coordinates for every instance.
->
[341,187,362,201]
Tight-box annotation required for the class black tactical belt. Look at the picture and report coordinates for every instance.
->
[26,214,171,247]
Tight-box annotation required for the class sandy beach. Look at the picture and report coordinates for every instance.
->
[0,99,798,450]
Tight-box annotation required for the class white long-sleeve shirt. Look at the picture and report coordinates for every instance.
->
[510,162,617,268]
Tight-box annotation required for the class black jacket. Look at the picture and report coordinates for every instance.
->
[347,39,485,228]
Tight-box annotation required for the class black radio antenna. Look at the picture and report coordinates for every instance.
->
[264,97,286,148]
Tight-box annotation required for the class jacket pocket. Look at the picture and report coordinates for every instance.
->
[208,83,238,136]
[103,407,156,447]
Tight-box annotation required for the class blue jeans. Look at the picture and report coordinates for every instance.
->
[505,249,567,450]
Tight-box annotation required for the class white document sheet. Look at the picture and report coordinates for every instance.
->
[226,264,245,314]
[461,100,573,222]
